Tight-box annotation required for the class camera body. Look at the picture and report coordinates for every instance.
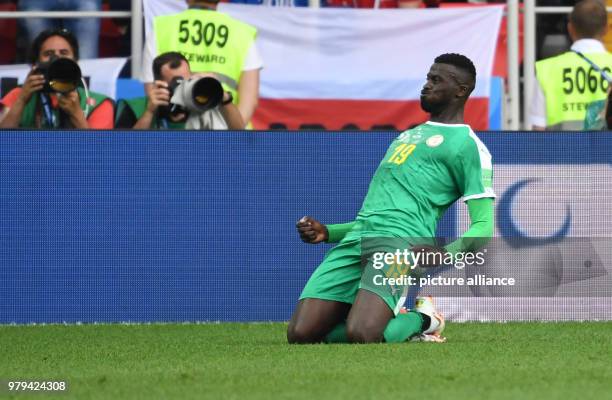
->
[32,55,82,94]
[159,76,224,118]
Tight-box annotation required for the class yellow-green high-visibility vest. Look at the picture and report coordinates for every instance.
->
[536,51,612,130]
[154,8,257,105]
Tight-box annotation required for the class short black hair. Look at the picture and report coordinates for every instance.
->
[152,52,188,80]
[570,0,607,39]
[29,28,80,64]
[434,53,476,94]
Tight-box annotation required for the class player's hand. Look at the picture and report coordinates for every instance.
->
[296,216,328,244]
[146,80,171,113]
[411,245,447,268]
[18,70,45,103]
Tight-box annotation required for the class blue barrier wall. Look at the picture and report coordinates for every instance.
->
[1,131,611,323]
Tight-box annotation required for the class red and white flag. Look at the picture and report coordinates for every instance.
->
[144,2,503,130]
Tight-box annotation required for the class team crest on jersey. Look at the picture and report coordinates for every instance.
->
[426,135,444,147]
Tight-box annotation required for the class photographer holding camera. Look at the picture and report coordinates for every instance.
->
[143,0,262,129]
[116,52,244,130]
[0,29,113,129]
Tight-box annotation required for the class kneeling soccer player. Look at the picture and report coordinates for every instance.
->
[288,54,495,344]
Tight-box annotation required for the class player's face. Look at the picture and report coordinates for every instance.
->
[38,36,75,63]
[420,63,460,113]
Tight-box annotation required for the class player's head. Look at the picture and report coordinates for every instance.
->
[153,52,191,83]
[420,53,476,114]
[568,0,607,41]
[30,28,79,65]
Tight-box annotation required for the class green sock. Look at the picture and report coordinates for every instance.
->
[324,311,425,343]
[324,322,348,343]
[383,311,424,343]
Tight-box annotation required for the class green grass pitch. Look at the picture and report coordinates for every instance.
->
[1,322,611,399]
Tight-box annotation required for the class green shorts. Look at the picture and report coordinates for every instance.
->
[299,238,411,315]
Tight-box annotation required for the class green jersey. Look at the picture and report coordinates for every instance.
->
[346,121,495,240]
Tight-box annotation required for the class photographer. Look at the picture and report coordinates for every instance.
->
[143,0,262,129]
[0,29,113,129]
[530,0,612,130]
[116,52,244,130]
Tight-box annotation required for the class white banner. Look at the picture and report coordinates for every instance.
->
[0,58,127,100]
[459,164,612,238]
[436,164,612,321]
[143,1,503,100]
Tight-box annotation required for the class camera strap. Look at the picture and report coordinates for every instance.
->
[39,93,57,128]
[572,50,612,83]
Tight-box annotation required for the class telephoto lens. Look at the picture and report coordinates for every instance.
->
[187,77,224,111]
[169,76,224,113]
[33,56,82,93]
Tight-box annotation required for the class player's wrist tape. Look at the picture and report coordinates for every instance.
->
[325,222,356,243]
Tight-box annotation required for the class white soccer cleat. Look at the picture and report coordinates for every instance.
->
[412,295,446,342]
[410,333,447,343]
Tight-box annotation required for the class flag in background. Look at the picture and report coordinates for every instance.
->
[144,2,503,130]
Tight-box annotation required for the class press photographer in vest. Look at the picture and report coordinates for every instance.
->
[116,52,244,130]
[142,0,263,128]
[530,0,612,130]
[0,29,113,129]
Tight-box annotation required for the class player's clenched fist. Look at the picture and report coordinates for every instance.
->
[296,216,328,244]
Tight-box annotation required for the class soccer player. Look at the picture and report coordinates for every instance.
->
[288,53,495,344]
